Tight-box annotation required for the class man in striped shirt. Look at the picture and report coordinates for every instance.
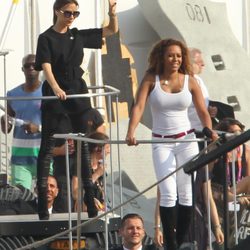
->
[1,54,42,190]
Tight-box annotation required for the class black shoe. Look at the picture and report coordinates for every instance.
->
[178,242,196,250]
[38,210,49,220]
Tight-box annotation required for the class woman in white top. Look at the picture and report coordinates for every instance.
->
[126,39,217,250]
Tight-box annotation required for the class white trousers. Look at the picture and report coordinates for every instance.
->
[152,133,199,207]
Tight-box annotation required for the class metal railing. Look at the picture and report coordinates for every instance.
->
[0,87,248,250]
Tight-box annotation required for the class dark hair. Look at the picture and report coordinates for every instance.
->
[215,117,245,132]
[48,175,58,185]
[121,213,144,228]
[147,38,193,75]
[22,54,36,66]
[53,0,79,24]
[86,132,109,154]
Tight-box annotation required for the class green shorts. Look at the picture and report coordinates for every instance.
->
[11,164,53,190]
[11,164,37,190]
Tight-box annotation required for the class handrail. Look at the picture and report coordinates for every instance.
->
[0,84,121,250]
[0,85,120,101]
[0,87,245,249]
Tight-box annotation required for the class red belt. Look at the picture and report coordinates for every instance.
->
[152,129,195,139]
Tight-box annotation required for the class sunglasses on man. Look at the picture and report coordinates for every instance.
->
[23,63,36,69]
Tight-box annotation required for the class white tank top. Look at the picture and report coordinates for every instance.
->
[149,74,192,135]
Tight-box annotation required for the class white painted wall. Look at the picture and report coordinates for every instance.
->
[0,0,246,94]
[216,0,243,46]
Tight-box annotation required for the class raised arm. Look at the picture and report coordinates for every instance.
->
[102,0,118,37]
[126,73,154,145]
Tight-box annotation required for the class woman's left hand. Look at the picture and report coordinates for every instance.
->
[211,130,219,141]
[108,0,117,15]
[214,226,224,245]
[237,197,250,206]
[94,198,105,211]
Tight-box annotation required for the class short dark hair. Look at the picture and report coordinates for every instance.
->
[22,54,36,66]
[121,213,144,228]
[215,117,245,132]
[48,175,58,186]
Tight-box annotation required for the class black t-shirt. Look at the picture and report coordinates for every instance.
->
[35,27,103,114]
[212,144,247,186]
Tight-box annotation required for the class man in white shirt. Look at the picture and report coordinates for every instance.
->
[188,48,234,129]
[188,48,210,131]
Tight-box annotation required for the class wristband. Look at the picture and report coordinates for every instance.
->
[153,224,161,229]
[202,127,213,139]
[38,125,42,133]
[213,224,221,230]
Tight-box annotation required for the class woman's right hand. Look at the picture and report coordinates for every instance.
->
[154,228,164,247]
[42,63,67,100]
[52,85,67,100]
[125,131,138,146]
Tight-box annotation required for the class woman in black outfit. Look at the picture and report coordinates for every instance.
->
[35,0,118,220]
[212,118,250,186]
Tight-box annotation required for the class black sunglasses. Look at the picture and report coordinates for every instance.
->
[59,10,80,18]
[23,63,36,69]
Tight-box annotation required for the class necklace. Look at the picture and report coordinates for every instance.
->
[162,73,180,86]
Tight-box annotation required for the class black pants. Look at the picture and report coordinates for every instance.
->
[160,204,193,250]
[37,109,93,219]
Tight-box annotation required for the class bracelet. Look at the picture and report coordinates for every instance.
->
[202,126,213,139]
[153,224,161,229]
[213,224,221,230]
[108,12,117,17]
